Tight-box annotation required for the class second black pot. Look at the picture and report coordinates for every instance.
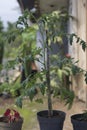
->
[71,113,87,130]
[37,110,66,130]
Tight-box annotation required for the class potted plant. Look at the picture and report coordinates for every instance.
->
[8,9,87,130]
[0,108,23,130]
[15,9,72,130]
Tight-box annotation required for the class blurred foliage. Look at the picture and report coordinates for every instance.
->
[1,9,86,112]
[4,22,22,59]
[0,19,5,65]
[0,9,87,114]
[0,77,21,97]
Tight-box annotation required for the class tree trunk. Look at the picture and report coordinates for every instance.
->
[46,39,53,116]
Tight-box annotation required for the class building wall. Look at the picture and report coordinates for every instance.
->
[68,0,87,102]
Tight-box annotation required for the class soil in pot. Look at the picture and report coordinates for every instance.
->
[71,113,87,130]
[37,110,66,130]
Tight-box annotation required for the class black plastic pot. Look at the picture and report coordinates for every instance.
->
[0,117,23,130]
[71,114,87,130]
[37,110,66,130]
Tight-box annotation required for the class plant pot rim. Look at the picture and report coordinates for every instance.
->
[71,113,87,123]
[71,113,84,119]
[37,110,66,119]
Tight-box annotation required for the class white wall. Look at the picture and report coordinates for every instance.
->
[68,0,87,102]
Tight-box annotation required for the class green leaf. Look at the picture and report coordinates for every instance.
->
[62,70,69,76]
[39,83,45,95]
[0,64,2,71]
[69,33,76,45]
[76,37,80,43]
[27,88,36,101]
[16,96,23,108]
[61,88,75,109]
[82,42,86,51]
[85,72,87,84]
[53,87,60,97]
[57,69,63,79]
[63,66,72,75]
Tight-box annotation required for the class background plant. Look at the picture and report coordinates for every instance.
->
[0,19,5,67]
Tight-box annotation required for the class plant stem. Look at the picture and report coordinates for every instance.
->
[46,37,53,117]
